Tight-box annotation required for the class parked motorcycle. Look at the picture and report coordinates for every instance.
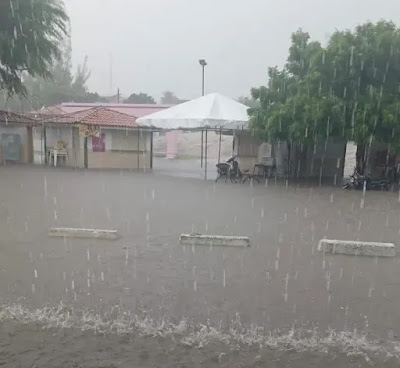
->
[215,156,243,183]
[343,169,391,191]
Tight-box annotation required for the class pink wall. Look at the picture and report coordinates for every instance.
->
[166,131,180,159]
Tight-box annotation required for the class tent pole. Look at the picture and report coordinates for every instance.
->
[204,128,208,180]
[200,129,203,167]
[43,123,47,165]
[218,127,222,164]
[150,130,153,169]
[137,128,140,169]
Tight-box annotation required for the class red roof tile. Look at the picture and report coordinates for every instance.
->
[34,103,173,118]
[44,107,138,128]
[0,110,35,124]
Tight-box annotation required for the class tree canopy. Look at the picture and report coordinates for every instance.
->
[1,42,107,111]
[249,21,400,169]
[0,0,69,95]
[123,93,155,104]
[160,91,182,104]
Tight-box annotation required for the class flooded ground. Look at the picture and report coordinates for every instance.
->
[1,165,400,367]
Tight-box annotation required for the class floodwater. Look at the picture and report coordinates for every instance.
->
[1,166,400,367]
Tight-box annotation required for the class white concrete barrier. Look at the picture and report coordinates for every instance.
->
[318,239,396,257]
[179,234,250,247]
[49,228,119,240]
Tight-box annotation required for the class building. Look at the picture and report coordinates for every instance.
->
[232,132,346,182]
[32,102,173,119]
[33,107,153,170]
[0,110,37,164]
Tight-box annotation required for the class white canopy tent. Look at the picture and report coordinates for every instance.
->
[136,93,250,179]
[136,92,249,130]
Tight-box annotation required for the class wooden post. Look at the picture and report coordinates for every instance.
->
[84,137,88,168]
[43,124,47,165]
[27,126,33,163]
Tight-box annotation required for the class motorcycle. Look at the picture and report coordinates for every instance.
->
[215,156,243,183]
[343,168,391,191]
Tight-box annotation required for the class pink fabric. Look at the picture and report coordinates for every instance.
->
[166,131,180,159]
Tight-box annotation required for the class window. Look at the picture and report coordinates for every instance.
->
[92,133,105,152]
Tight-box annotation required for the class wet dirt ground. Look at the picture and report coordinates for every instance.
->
[1,165,400,367]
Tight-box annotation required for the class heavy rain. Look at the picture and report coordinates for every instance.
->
[1,0,400,367]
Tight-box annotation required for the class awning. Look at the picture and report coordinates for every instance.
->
[136,93,249,130]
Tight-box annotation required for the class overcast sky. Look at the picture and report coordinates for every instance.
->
[64,0,400,102]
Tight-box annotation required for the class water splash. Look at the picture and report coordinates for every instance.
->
[0,303,398,360]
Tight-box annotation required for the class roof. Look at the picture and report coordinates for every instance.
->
[34,102,173,118]
[136,93,249,130]
[0,110,35,125]
[44,107,138,128]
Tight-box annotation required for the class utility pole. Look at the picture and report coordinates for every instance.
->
[117,88,120,103]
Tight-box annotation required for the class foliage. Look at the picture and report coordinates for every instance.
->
[0,0,69,95]
[123,93,155,104]
[237,96,259,109]
[249,21,400,171]
[1,42,106,111]
[250,21,400,144]
[160,91,183,104]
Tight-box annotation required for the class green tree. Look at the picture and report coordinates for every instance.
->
[160,91,182,104]
[124,93,155,104]
[0,0,69,95]
[249,21,400,173]
[237,96,259,109]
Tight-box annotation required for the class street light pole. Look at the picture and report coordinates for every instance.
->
[199,59,207,96]
[199,59,207,168]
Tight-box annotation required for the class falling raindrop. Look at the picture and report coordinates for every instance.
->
[34,269,38,279]
[31,284,35,294]
[87,248,90,262]
[284,273,289,302]
[101,272,104,282]
[71,280,75,290]
[223,269,226,287]
[44,176,48,200]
